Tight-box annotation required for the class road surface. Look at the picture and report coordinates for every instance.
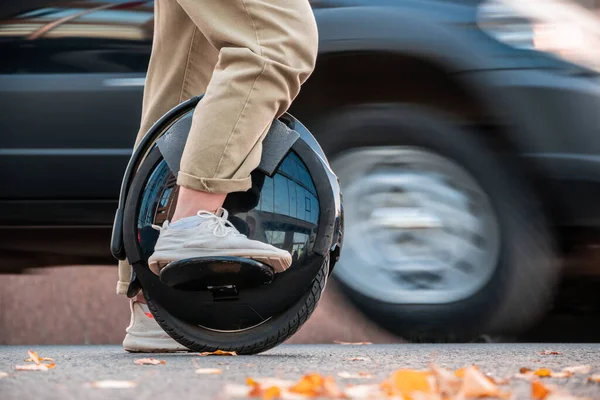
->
[1,344,600,399]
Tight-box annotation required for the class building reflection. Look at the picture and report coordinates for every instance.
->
[142,151,320,261]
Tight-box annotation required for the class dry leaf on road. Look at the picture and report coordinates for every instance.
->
[337,371,372,379]
[458,365,509,399]
[562,365,591,375]
[535,369,553,378]
[431,364,461,396]
[333,341,372,345]
[346,357,367,361]
[381,369,434,398]
[15,363,54,371]
[532,380,552,399]
[195,368,222,375]
[198,350,237,356]
[262,386,281,400]
[588,374,600,383]
[89,380,137,389]
[19,350,56,371]
[540,351,562,356]
[134,358,165,365]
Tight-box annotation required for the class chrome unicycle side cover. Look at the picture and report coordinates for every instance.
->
[111,96,342,335]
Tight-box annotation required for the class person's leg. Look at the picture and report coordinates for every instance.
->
[171,0,318,215]
[147,0,318,273]
[122,0,217,352]
[116,0,218,297]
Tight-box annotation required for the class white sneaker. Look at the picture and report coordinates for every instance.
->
[122,300,189,353]
[148,208,292,274]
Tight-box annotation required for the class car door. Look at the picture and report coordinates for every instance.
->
[0,0,154,226]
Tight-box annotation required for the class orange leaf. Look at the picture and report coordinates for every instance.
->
[262,386,281,400]
[247,377,262,397]
[532,380,551,400]
[540,351,562,356]
[289,373,325,396]
[346,357,367,361]
[535,369,552,378]
[589,374,600,383]
[520,367,533,374]
[454,367,469,378]
[198,350,237,356]
[389,369,433,398]
[134,358,165,365]
[27,350,41,365]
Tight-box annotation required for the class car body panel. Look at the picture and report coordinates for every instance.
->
[1,0,600,267]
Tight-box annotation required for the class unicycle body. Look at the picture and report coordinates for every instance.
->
[111,95,343,354]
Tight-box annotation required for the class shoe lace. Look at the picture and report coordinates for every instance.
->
[197,208,245,238]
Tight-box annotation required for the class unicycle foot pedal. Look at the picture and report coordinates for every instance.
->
[159,256,274,291]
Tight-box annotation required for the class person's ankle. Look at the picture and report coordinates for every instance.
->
[171,186,226,222]
[136,293,146,304]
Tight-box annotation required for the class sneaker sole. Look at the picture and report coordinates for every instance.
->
[123,334,190,353]
[148,250,292,275]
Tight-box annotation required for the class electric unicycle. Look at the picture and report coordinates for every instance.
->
[111,95,343,354]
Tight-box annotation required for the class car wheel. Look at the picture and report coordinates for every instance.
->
[311,103,559,342]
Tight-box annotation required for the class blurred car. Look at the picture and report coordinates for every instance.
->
[2,0,600,342]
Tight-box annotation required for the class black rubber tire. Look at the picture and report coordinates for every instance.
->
[311,103,559,342]
[143,261,327,354]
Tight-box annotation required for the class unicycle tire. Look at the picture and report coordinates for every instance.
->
[143,261,327,354]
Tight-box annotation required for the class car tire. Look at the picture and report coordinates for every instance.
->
[311,103,559,342]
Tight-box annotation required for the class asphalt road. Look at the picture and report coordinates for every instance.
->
[1,344,600,400]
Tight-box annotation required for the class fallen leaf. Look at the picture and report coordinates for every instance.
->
[521,367,533,374]
[344,384,380,398]
[333,341,372,345]
[535,368,553,378]
[337,371,372,379]
[263,386,281,400]
[134,358,165,365]
[26,350,41,364]
[532,380,551,400]
[15,364,54,371]
[458,365,507,398]
[89,380,137,389]
[588,374,600,383]
[454,367,469,378]
[540,351,562,356]
[23,350,55,368]
[550,371,572,379]
[431,364,461,396]
[323,376,344,398]
[346,357,367,361]
[385,369,433,398]
[0,372,8,378]
[562,365,591,375]
[195,368,222,375]
[289,373,326,396]
[198,350,237,356]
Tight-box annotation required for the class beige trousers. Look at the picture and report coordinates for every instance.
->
[116,0,318,295]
